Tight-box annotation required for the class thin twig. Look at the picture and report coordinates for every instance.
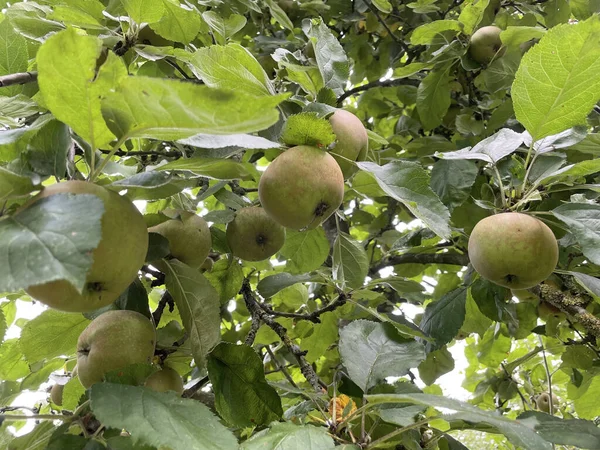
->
[369,251,469,276]
[241,278,327,391]
[258,294,348,323]
[338,77,420,104]
[363,0,409,54]
[265,346,299,388]
[0,71,38,88]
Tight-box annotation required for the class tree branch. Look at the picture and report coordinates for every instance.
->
[241,278,326,391]
[259,294,348,324]
[337,77,420,104]
[152,291,174,326]
[531,282,600,338]
[0,71,38,88]
[369,251,470,276]
[363,0,409,54]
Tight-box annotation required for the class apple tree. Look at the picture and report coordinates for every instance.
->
[0,1,600,449]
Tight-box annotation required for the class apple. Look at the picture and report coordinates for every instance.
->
[77,310,156,388]
[536,392,559,413]
[145,366,184,395]
[468,212,558,289]
[25,181,149,312]
[148,211,211,269]
[469,26,505,65]
[50,384,64,406]
[226,206,286,261]
[328,109,369,179]
[258,145,345,230]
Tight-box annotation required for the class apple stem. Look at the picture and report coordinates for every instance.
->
[492,165,508,208]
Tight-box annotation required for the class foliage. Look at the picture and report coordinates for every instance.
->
[0,0,599,449]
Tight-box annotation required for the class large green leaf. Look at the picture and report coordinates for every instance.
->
[512,15,600,140]
[416,63,453,131]
[419,287,467,351]
[332,232,369,290]
[36,28,116,148]
[366,393,552,450]
[280,228,330,274]
[0,167,40,201]
[205,259,244,305]
[207,342,283,427]
[410,20,462,45]
[157,157,255,180]
[303,18,349,96]
[518,411,600,448]
[0,193,104,293]
[339,320,426,392]
[148,1,201,44]
[101,76,288,140]
[0,19,28,96]
[0,338,29,381]
[552,203,600,264]
[180,43,274,96]
[358,161,451,239]
[90,383,238,450]
[430,159,478,212]
[121,0,164,23]
[164,260,221,369]
[241,422,335,449]
[19,310,89,364]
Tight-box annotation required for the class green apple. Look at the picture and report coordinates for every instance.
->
[469,26,505,65]
[77,310,156,388]
[226,206,285,261]
[468,212,558,289]
[50,383,64,406]
[145,366,184,395]
[25,181,149,312]
[536,392,559,413]
[148,211,211,269]
[258,145,345,230]
[328,109,369,179]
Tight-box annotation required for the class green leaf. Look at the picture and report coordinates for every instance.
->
[416,63,453,131]
[101,76,289,140]
[241,422,335,449]
[552,203,600,264]
[62,376,86,411]
[109,172,192,201]
[332,232,369,290]
[264,0,294,30]
[257,272,324,298]
[180,44,273,97]
[419,287,467,351]
[148,0,201,44]
[24,120,71,178]
[205,259,244,305]
[157,157,255,180]
[19,310,89,364]
[539,159,600,186]
[518,411,600,449]
[0,167,40,201]
[0,193,104,293]
[90,383,238,450]
[0,308,5,345]
[435,128,524,164]
[280,228,330,274]
[372,0,393,13]
[276,51,324,97]
[418,346,455,385]
[430,160,478,212]
[201,12,246,44]
[303,18,349,96]
[6,421,56,450]
[410,20,463,45]
[512,15,600,140]
[0,338,29,381]
[121,0,164,23]
[37,28,116,148]
[458,0,490,35]
[21,358,65,391]
[164,260,221,369]
[339,320,426,392]
[301,311,338,363]
[0,20,28,96]
[366,393,553,450]
[358,161,451,239]
[208,342,283,427]
[280,112,336,147]
[569,271,600,298]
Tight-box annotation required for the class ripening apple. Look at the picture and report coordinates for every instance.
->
[469,26,505,64]
[536,392,559,413]
[328,109,369,179]
[24,181,149,312]
[258,145,345,230]
[226,206,285,261]
[145,366,184,395]
[468,212,559,289]
[76,310,156,388]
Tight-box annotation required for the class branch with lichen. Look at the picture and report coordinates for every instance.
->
[531,281,600,338]
[241,278,327,391]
